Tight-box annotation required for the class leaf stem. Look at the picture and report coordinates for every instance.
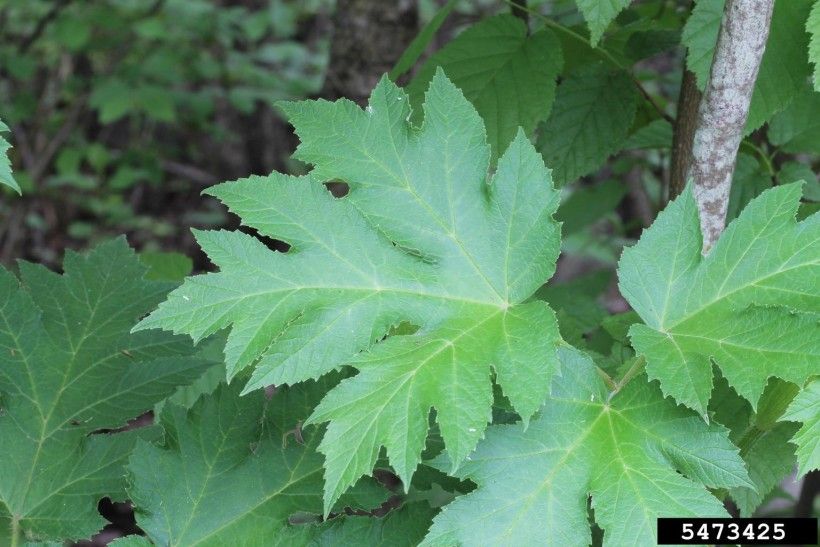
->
[606,355,646,403]
[10,516,20,547]
[500,0,673,123]
[596,367,617,391]
[739,140,774,176]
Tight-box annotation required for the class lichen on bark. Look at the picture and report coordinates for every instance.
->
[687,0,774,251]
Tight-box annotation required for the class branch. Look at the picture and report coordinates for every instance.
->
[686,0,774,251]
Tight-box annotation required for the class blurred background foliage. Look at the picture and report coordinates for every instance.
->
[0,0,332,266]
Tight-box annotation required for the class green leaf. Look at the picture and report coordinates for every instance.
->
[624,119,673,150]
[408,15,563,161]
[109,536,153,547]
[537,64,637,185]
[422,347,751,546]
[0,119,20,194]
[809,0,820,90]
[782,380,820,475]
[89,79,134,124]
[618,184,820,416]
[575,0,633,46]
[554,179,628,236]
[769,87,820,154]
[726,153,772,222]
[710,376,799,516]
[128,380,331,546]
[730,422,798,515]
[139,251,194,282]
[389,0,459,81]
[311,502,436,547]
[777,161,820,202]
[534,270,612,347]
[0,239,214,543]
[136,71,562,514]
[683,0,813,132]
[681,0,723,86]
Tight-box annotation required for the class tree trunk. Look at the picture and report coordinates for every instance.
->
[669,69,702,199]
[686,0,774,251]
[321,0,418,104]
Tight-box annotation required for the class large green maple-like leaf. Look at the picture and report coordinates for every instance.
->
[422,347,751,546]
[135,70,562,513]
[0,239,214,543]
[0,119,20,194]
[408,15,563,162]
[618,183,820,416]
[783,380,820,475]
[683,0,812,133]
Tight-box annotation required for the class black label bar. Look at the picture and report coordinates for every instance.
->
[657,517,818,545]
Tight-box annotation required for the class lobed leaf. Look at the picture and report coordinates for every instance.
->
[0,239,214,542]
[782,380,820,476]
[422,347,751,546]
[135,71,563,513]
[618,183,820,416]
[129,380,327,546]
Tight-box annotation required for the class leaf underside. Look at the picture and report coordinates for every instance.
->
[136,70,563,513]
[618,184,820,416]
[422,347,750,546]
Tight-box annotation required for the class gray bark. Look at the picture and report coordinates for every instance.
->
[686,0,774,251]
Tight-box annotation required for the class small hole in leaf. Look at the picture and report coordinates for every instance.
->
[324,181,349,197]
[95,497,143,539]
